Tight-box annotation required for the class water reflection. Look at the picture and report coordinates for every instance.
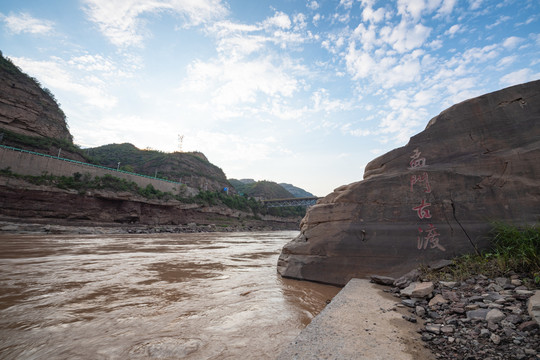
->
[0,231,340,359]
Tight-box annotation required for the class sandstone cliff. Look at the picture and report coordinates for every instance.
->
[278,80,540,286]
[0,52,72,141]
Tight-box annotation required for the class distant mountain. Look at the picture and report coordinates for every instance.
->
[279,183,314,198]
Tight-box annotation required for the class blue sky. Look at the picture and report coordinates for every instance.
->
[1,0,539,196]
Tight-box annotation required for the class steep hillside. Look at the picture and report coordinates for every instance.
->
[0,52,72,142]
[87,143,231,192]
[230,178,313,199]
[229,179,294,199]
[279,183,314,198]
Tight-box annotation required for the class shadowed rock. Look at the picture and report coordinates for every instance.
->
[278,80,540,286]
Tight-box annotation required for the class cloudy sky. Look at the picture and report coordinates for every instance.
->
[1,0,539,196]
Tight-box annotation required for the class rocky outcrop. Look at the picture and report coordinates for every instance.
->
[0,53,72,141]
[278,80,540,286]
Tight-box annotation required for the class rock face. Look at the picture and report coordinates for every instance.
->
[0,53,72,141]
[278,80,540,286]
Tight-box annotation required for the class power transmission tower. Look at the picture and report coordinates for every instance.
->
[178,134,184,152]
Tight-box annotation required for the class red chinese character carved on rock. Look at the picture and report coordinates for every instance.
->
[417,224,445,251]
[410,172,431,193]
[409,149,427,169]
[412,199,432,219]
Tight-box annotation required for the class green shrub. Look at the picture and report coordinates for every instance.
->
[422,222,540,286]
[490,221,540,275]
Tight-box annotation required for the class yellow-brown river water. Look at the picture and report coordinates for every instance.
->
[0,231,340,359]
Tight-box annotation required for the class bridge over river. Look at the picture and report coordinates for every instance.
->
[262,197,320,208]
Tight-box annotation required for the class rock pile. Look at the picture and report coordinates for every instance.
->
[372,274,540,360]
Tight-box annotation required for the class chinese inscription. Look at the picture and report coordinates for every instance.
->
[408,148,445,252]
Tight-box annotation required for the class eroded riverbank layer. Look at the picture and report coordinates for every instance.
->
[0,231,340,359]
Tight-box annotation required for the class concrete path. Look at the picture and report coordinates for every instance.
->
[277,278,433,360]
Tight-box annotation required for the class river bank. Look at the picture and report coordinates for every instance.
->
[0,217,298,235]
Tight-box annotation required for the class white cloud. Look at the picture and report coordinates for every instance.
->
[362,5,387,23]
[307,1,320,10]
[469,0,483,10]
[82,0,228,47]
[179,57,299,112]
[339,0,354,9]
[2,12,54,34]
[497,55,516,68]
[500,68,537,87]
[12,56,117,109]
[445,24,461,37]
[263,11,292,30]
[381,21,432,53]
[397,0,428,21]
[502,36,523,49]
[436,0,457,17]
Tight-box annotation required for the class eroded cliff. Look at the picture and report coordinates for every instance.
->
[0,53,72,141]
[278,80,540,286]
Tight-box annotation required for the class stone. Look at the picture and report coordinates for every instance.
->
[490,333,501,345]
[467,309,489,320]
[429,294,448,307]
[425,324,441,334]
[518,320,538,332]
[439,281,457,288]
[415,305,426,317]
[401,282,434,298]
[392,269,420,289]
[527,290,540,325]
[401,299,417,308]
[440,325,454,334]
[486,309,505,324]
[277,80,540,285]
[370,275,396,285]
[511,279,522,286]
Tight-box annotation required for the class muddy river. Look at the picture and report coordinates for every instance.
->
[0,231,340,359]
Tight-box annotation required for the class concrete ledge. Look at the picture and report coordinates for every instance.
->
[277,278,431,360]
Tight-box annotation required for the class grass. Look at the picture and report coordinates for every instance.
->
[422,222,540,287]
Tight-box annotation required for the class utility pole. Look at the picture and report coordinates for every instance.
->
[58,148,61,158]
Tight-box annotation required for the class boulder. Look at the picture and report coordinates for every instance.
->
[277,80,540,285]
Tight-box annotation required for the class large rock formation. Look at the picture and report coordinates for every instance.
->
[0,53,72,141]
[278,80,540,286]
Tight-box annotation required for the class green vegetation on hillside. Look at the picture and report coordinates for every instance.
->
[0,129,90,161]
[229,179,294,199]
[279,183,315,197]
[0,168,305,217]
[86,143,228,185]
[0,167,179,200]
[423,222,540,286]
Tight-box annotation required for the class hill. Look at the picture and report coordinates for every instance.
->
[230,178,314,199]
[87,143,231,192]
[229,179,295,199]
[279,183,314,198]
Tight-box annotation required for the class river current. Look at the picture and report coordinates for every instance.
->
[0,231,340,359]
